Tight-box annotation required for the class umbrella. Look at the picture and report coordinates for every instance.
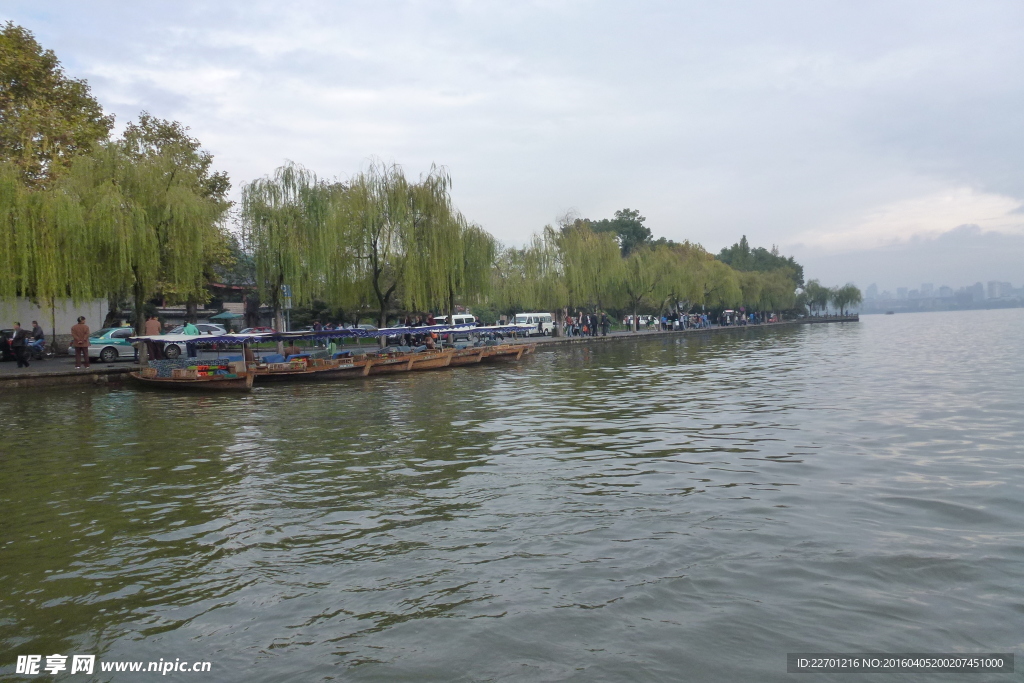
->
[209,311,245,320]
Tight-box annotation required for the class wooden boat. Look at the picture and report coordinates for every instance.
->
[366,349,453,375]
[482,343,536,362]
[250,357,373,382]
[129,371,254,392]
[411,348,454,370]
[449,347,487,366]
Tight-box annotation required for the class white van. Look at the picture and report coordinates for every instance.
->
[514,312,555,336]
[436,314,477,327]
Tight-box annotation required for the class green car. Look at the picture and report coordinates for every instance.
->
[67,327,138,363]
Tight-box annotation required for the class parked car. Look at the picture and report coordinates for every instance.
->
[159,324,226,359]
[65,327,137,363]
[0,329,17,362]
[167,323,226,335]
[238,327,276,334]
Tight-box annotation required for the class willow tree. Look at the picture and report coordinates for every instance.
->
[241,162,336,332]
[339,161,469,328]
[738,270,764,312]
[523,227,569,315]
[491,244,530,315]
[391,167,493,325]
[803,279,830,315]
[1,132,228,338]
[829,283,862,316]
[756,269,797,313]
[617,245,673,331]
[0,160,111,311]
[558,222,621,323]
[692,257,741,311]
[445,220,496,323]
[662,241,712,316]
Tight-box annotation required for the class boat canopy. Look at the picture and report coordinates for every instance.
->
[130,324,534,345]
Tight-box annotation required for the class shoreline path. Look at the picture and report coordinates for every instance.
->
[0,316,858,388]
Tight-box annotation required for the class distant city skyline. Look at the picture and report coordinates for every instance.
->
[863,278,1019,301]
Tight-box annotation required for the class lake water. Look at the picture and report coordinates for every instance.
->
[2,310,1022,681]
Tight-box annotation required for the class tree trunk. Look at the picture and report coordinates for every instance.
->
[448,286,455,326]
[274,302,285,355]
[632,305,638,332]
[49,298,57,355]
[133,276,147,365]
[104,293,120,327]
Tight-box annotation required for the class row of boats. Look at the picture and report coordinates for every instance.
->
[127,325,537,392]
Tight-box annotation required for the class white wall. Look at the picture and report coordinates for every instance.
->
[0,298,108,334]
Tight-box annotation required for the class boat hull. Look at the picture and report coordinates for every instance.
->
[449,348,486,366]
[251,359,373,382]
[366,355,417,374]
[483,343,535,362]
[410,350,454,370]
[130,372,254,392]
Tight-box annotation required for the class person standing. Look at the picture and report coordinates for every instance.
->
[144,315,162,336]
[10,322,29,368]
[71,316,90,368]
[601,313,609,336]
[182,321,199,358]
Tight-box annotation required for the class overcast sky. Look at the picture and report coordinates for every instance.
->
[7,1,1024,291]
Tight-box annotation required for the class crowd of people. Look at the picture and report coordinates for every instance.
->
[564,312,611,337]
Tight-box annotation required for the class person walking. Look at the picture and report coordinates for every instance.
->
[71,316,90,368]
[143,315,162,336]
[10,322,29,368]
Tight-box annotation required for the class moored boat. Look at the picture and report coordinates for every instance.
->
[127,324,535,392]
[410,348,454,370]
[130,370,254,392]
[449,347,487,366]
[250,356,373,382]
[482,343,535,362]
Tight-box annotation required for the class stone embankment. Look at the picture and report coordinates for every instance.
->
[0,315,858,388]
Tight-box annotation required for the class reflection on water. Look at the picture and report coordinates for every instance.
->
[2,310,1024,681]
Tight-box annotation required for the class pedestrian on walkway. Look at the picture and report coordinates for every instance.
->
[601,313,610,336]
[144,315,162,336]
[182,321,199,357]
[71,316,90,368]
[10,322,29,368]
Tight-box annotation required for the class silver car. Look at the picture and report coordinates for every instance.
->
[161,324,226,359]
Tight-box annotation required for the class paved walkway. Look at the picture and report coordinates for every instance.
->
[0,317,858,386]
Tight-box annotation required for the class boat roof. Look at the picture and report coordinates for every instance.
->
[130,324,534,344]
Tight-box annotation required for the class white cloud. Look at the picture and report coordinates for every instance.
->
[5,0,1024,285]
[791,188,1024,252]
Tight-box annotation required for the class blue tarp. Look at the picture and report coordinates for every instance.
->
[130,324,535,345]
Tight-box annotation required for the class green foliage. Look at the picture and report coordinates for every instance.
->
[616,245,674,329]
[241,162,338,319]
[717,235,804,287]
[803,279,831,315]
[0,22,113,186]
[584,208,653,256]
[829,283,862,315]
